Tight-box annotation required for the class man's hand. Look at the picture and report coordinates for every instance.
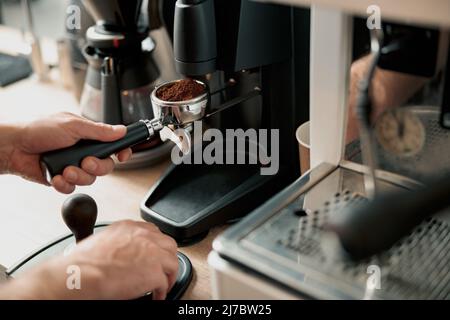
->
[5,113,132,193]
[0,221,179,300]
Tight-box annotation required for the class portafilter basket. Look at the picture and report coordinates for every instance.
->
[151,79,209,127]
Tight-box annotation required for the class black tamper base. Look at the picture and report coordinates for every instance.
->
[140,162,286,244]
[6,224,193,300]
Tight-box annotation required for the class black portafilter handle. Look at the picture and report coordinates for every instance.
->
[62,194,98,243]
[323,175,450,260]
[40,120,158,183]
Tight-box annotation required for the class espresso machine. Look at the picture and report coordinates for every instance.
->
[210,0,450,299]
[139,0,310,243]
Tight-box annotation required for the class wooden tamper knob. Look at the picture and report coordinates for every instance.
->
[62,194,98,243]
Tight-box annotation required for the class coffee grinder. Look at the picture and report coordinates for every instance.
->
[140,0,310,243]
[80,0,175,168]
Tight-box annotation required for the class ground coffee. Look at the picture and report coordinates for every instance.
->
[156,78,205,102]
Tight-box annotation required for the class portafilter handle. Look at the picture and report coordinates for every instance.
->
[40,119,163,183]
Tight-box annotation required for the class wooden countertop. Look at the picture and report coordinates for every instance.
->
[0,72,225,300]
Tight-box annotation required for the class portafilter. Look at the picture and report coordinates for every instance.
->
[40,79,208,183]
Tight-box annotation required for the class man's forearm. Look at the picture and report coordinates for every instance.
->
[346,55,428,142]
[0,257,102,300]
[0,264,56,299]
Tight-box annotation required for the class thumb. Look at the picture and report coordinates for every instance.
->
[68,119,127,142]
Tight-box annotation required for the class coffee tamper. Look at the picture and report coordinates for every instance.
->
[62,194,98,243]
[6,193,193,299]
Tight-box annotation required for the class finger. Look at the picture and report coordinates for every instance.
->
[153,288,168,301]
[116,148,132,162]
[51,175,76,194]
[167,271,178,291]
[149,235,178,256]
[158,250,179,290]
[64,116,127,142]
[148,265,169,300]
[152,276,169,301]
[134,221,160,233]
[132,221,178,254]
[134,224,178,254]
[62,166,96,186]
[81,157,115,176]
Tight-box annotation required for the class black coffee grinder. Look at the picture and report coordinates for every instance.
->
[140,0,310,243]
[80,0,174,167]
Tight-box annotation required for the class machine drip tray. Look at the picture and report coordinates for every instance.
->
[140,161,284,244]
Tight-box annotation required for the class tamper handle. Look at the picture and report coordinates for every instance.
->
[62,194,98,243]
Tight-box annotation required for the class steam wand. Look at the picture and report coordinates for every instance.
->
[356,28,384,199]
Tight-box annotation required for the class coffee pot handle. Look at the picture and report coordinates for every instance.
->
[101,57,123,125]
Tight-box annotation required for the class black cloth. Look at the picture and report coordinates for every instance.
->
[0,53,33,87]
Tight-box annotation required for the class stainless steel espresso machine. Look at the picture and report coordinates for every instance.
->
[210,0,450,299]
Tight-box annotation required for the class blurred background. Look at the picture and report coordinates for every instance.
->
[0,0,66,39]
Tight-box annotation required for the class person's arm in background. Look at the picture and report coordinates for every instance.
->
[346,30,450,143]
[0,112,132,193]
[346,54,429,143]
